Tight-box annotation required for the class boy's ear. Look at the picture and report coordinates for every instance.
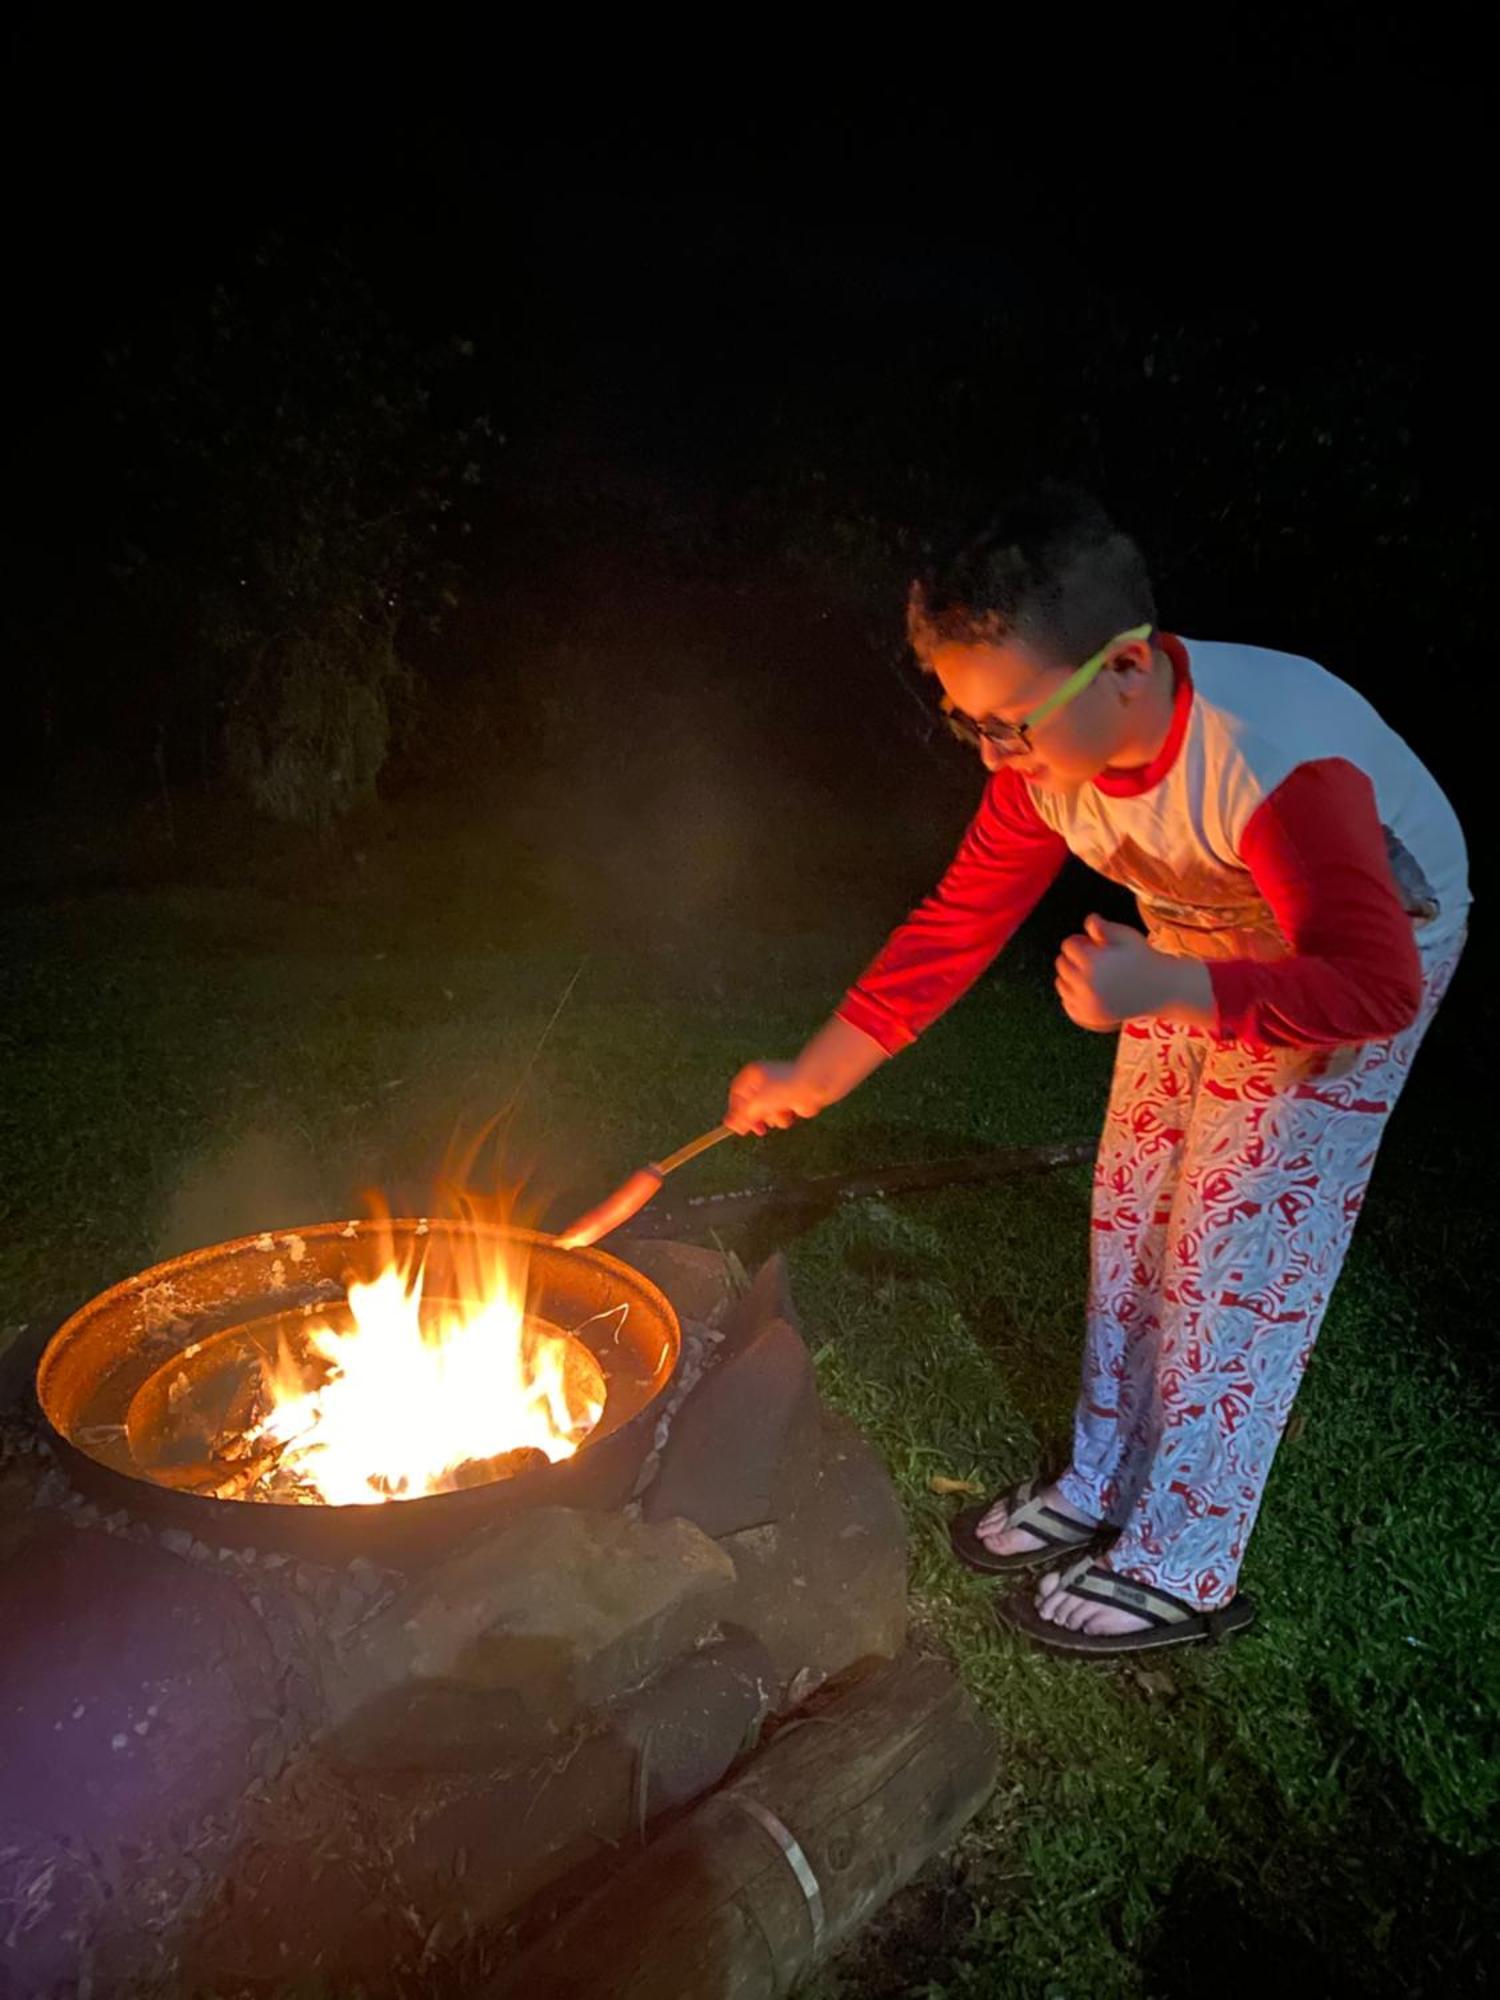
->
[1112,637,1157,696]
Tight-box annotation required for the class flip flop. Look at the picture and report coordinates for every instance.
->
[995,1555,1258,1656]
[949,1475,1107,1576]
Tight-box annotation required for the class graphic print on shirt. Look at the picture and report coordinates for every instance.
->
[1084,835,1289,963]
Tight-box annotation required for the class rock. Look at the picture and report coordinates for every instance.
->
[329,1677,549,1775]
[183,1635,776,1989]
[333,1581,368,1627]
[642,1310,821,1537]
[717,1411,907,1701]
[388,1632,776,1921]
[0,1517,282,1846]
[331,1508,736,1738]
[612,1626,774,1815]
[618,1239,738,1325]
[34,1464,69,1507]
[715,1251,796,1356]
[0,1826,103,1999]
[346,1554,383,1596]
[0,1462,44,1565]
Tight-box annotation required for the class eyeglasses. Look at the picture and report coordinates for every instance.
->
[940,623,1154,758]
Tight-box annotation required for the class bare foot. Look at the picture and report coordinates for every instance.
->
[1035,1565,1152,1637]
[976,1481,1100,1558]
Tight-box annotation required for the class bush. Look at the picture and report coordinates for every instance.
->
[222,613,401,825]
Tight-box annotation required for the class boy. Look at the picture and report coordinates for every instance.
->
[725,486,1469,1657]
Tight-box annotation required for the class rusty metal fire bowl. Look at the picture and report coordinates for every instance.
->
[36,1222,680,1562]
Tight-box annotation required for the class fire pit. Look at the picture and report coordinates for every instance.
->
[3,1237,955,1997]
[36,1220,679,1562]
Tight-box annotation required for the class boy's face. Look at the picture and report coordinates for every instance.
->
[925,633,1158,792]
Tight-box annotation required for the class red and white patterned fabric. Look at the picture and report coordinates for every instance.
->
[1054,940,1462,1607]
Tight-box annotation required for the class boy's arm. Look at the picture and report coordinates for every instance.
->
[834,768,1070,1054]
[1208,758,1426,1048]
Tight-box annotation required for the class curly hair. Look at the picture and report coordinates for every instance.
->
[908,484,1156,668]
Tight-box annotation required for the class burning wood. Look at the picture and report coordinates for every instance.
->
[181,1437,296,1502]
[151,1414,557,1506]
[446,1446,550,1489]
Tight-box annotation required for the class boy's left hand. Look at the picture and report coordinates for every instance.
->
[1055,915,1178,1030]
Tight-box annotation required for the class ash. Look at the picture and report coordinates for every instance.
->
[625,1314,723,1510]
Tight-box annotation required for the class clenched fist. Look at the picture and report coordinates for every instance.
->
[1054,914,1190,1031]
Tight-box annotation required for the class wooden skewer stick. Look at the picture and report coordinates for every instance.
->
[555,1123,736,1250]
[650,1122,735,1176]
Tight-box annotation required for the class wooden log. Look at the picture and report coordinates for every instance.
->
[485,1649,998,1999]
[622,1135,1095,1241]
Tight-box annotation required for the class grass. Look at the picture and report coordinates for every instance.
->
[2,804,1496,1998]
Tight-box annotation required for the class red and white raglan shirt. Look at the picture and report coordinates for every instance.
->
[836,637,1470,1058]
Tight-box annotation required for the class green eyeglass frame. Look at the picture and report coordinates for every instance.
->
[941,623,1155,756]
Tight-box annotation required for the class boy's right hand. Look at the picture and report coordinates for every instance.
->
[725,1060,823,1135]
[725,1016,890,1136]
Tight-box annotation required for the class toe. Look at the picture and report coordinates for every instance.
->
[979,1520,1049,1559]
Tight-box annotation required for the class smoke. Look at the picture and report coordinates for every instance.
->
[154,1128,334,1261]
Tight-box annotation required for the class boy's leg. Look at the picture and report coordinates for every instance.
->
[1052,942,1462,1621]
[1053,1016,1208,1527]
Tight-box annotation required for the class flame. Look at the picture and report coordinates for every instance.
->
[254,1220,606,1507]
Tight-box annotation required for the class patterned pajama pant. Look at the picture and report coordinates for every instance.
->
[1054,941,1462,1609]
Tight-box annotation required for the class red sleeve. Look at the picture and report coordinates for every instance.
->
[1209,758,1424,1049]
[836,770,1068,1053]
